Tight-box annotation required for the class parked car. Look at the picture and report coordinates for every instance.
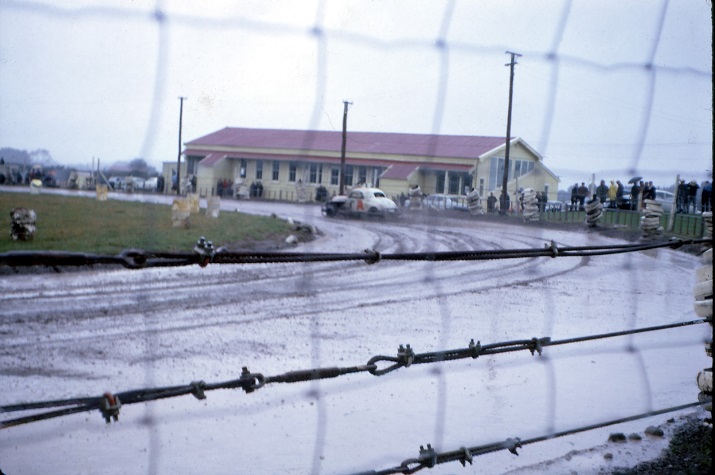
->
[107,176,124,190]
[422,195,468,212]
[123,177,145,191]
[653,189,675,213]
[144,177,159,192]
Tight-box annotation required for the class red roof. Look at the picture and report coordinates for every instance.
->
[185,127,507,160]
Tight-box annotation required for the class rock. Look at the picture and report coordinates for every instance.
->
[608,432,627,442]
[645,426,665,437]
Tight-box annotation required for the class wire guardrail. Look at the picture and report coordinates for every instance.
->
[2,318,709,430]
[352,399,711,475]
[0,237,710,269]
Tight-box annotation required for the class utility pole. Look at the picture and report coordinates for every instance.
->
[500,51,521,215]
[176,96,187,195]
[339,100,352,196]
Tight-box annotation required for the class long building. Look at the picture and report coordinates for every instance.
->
[164,127,560,202]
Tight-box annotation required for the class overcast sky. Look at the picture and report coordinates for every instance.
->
[0,0,711,188]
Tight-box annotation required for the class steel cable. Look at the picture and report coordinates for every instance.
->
[0,238,709,269]
[355,399,711,475]
[2,318,708,430]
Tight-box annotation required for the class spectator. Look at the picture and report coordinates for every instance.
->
[487,192,497,213]
[630,181,642,211]
[499,191,510,214]
[642,181,651,204]
[687,180,699,213]
[576,182,589,210]
[701,181,712,213]
[596,180,608,205]
[570,183,579,211]
[616,180,624,208]
[607,180,617,208]
[677,180,688,213]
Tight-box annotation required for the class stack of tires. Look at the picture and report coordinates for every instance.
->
[695,245,712,398]
[584,197,603,227]
[640,199,664,238]
[521,188,539,222]
[466,189,484,215]
[10,207,36,241]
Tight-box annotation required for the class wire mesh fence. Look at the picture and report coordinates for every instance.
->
[0,1,712,474]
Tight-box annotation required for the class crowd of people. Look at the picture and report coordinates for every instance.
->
[566,178,712,213]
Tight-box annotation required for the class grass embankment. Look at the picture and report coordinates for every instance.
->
[0,193,293,254]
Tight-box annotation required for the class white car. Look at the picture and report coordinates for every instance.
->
[346,187,400,217]
[654,189,675,213]
[323,187,400,218]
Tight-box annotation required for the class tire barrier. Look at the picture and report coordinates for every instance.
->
[584,197,603,227]
[30,179,42,194]
[702,211,712,239]
[187,193,200,213]
[521,188,539,222]
[408,185,422,210]
[695,247,712,396]
[10,208,36,241]
[640,199,664,238]
[206,196,220,218]
[466,189,484,215]
[96,184,108,201]
[171,198,191,228]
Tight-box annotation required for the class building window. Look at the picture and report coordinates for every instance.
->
[343,165,353,187]
[489,157,506,190]
[449,173,460,194]
[513,159,534,179]
[330,167,339,186]
[255,161,263,180]
[272,161,280,181]
[358,166,367,185]
[435,171,445,194]
[308,163,322,184]
[289,162,297,182]
[240,159,247,178]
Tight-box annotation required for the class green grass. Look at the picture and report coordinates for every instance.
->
[0,193,293,254]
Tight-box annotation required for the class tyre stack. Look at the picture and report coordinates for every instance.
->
[521,188,539,222]
[10,207,36,241]
[640,199,664,238]
[466,189,484,215]
[584,197,603,227]
[702,211,712,239]
[694,247,712,399]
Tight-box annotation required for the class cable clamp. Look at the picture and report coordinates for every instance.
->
[397,344,415,367]
[528,337,550,356]
[546,240,559,258]
[190,380,207,400]
[99,392,121,424]
[194,236,216,267]
[504,437,522,456]
[458,446,473,466]
[468,339,482,359]
[238,367,265,393]
[417,444,437,468]
[363,249,381,265]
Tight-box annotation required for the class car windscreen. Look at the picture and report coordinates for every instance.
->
[373,192,386,198]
